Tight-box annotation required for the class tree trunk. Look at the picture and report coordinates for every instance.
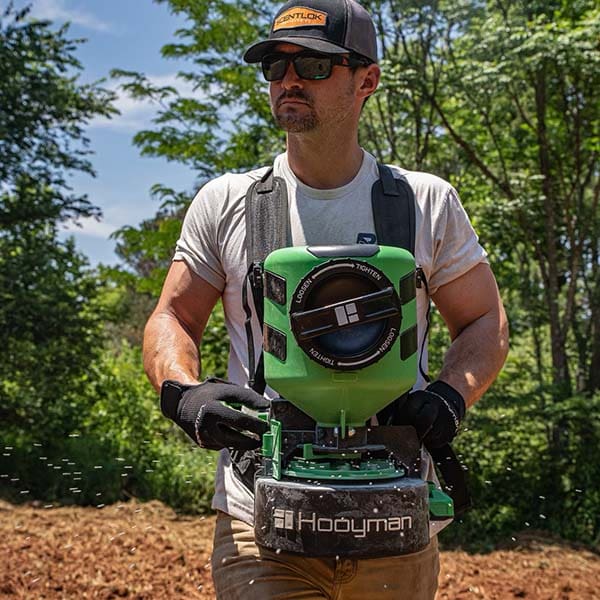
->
[535,68,571,396]
[589,282,600,392]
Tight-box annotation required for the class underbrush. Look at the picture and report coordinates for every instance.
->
[2,341,599,552]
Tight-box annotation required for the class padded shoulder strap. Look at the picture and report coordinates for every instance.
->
[371,164,416,254]
[244,166,289,393]
[245,167,289,266]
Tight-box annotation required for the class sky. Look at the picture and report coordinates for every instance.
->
[10,0,200,266]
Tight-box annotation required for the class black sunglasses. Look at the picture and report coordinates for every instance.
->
[261,50,369,82]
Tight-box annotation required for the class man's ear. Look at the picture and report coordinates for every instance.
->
[358,63,380,101]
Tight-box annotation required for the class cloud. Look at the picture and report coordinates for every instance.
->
[90,74,204,133]
[28,0,112,33]
[62,217,118,239]
[61,203,164,240]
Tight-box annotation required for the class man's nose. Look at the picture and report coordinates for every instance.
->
[280,60,303,88]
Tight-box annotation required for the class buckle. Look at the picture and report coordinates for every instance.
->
[251,263,264,290]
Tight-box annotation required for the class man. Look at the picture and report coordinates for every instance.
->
[143,0,509,598]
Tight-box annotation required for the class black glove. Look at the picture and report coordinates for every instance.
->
[160,378,270,452]
[396,380,466,449]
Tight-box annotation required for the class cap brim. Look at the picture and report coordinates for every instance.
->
[243,36,347,63]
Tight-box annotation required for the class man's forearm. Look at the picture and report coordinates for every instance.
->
[143,311,202,392]
[437,308,509,408]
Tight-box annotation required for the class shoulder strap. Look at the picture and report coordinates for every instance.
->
[245,167,289,266]
[372,163,428,382]
[371,164,415,254]
[244,167,289,393]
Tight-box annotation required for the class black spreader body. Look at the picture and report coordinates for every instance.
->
[254,476,430,557]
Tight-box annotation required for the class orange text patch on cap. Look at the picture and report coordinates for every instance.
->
[273,7,328,31]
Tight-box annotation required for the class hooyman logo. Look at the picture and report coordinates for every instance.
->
[274,509,413,539]
[273,7,328,31]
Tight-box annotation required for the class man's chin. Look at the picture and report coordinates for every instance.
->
[274,114,319,133]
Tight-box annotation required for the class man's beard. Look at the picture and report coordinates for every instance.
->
[272,91,318,133]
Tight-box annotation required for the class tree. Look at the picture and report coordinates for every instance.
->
[111,0,281,177]
[0,4,117,437]
[364,0,600,395]
[0,3,115,225]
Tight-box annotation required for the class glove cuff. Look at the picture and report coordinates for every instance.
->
[160,380,193,420]
[427,380,466,422]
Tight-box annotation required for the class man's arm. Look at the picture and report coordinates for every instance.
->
[143,260,222,392]
[144,260,269,451]
[432,262,509,409]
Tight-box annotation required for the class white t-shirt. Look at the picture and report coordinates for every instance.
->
[173,149,487,536]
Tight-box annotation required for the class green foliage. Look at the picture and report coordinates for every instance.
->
[0,4,116,223]
[442,389,600,550]
[0,4,117,440]
[106,183,229,376]
[83,343,216,512]
[372,0,600,394]
[111,184,190,296]
[111,0,283,178]
[200,302,229,378]
[0,5,216,516]
[0,344,217,513]
[0,233,102,435]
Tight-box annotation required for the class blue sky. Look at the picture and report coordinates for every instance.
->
[12,0,200,265]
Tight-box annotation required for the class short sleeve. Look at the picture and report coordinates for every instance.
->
[173,179,227,292]
[428,187,488,295]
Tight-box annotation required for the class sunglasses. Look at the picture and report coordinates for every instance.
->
[261,51,369,82]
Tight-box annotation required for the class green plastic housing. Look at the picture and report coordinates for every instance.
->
[263,245,417,427]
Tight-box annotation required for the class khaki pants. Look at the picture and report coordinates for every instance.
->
[211,511,440,600]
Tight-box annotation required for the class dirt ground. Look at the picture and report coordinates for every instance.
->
[1,499,598,599]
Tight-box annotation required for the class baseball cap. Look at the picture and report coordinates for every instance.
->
[243,0,378,64]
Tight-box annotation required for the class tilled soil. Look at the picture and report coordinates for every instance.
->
[1,500,598,599]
